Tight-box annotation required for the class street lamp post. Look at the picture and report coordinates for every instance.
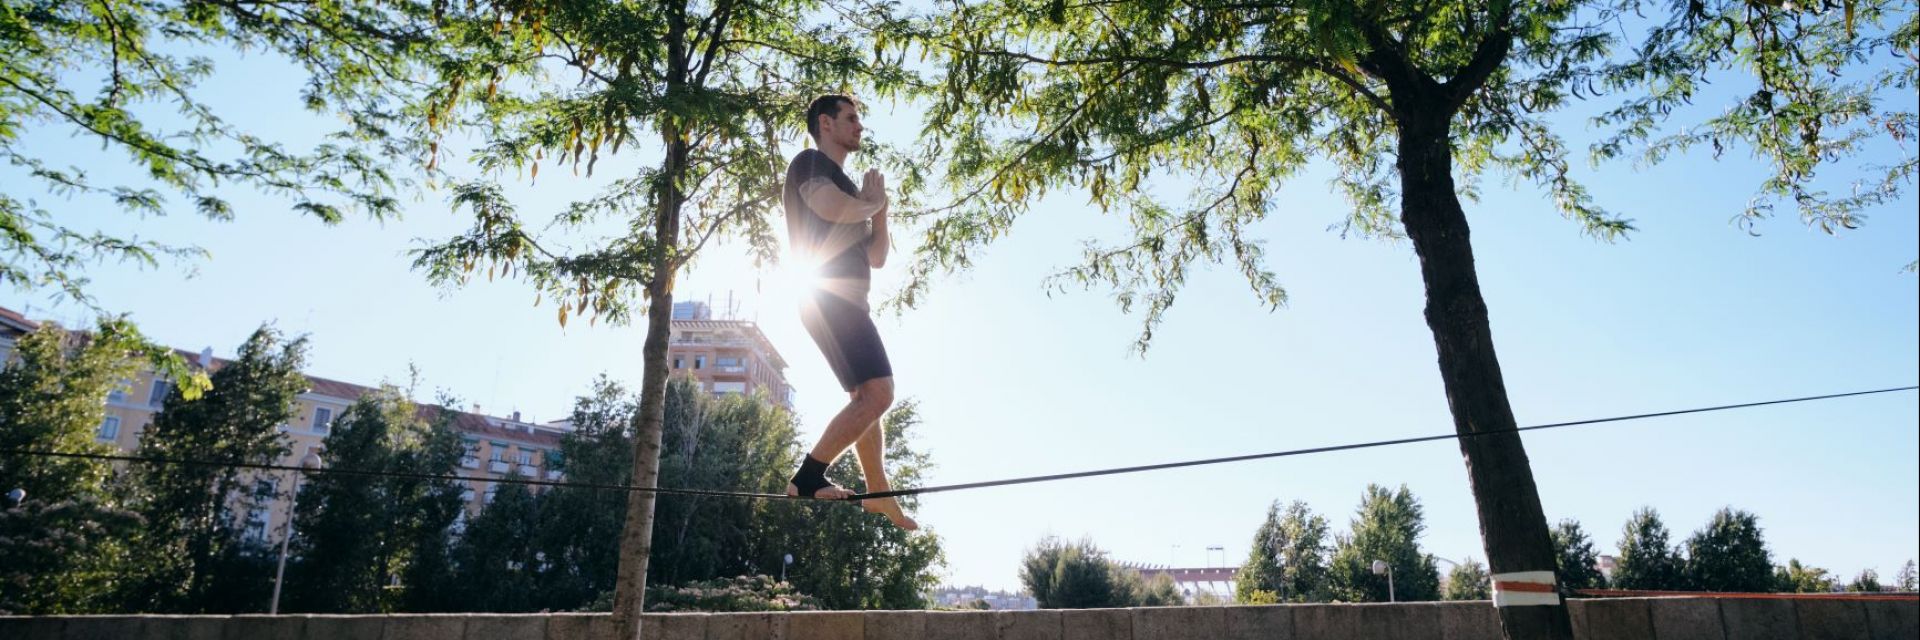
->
[1371,559,1396,603]
[782,553,793,583]
[270,453,322,614]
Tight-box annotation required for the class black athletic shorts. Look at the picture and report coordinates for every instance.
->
[799,291,892,392]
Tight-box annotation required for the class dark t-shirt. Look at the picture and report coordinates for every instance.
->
[783,149,870,296]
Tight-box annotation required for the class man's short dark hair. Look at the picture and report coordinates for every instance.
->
[805,94,856,141]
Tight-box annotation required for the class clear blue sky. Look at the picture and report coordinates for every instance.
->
[7,30,1916,594]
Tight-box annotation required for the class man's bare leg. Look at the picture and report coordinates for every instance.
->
[853,412,918,530]
[786,377,893,500]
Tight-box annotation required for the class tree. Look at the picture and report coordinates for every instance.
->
[650,376,800,586]
[1897,560,1917,592]
[1,0,429,306]
[1682,508,1774,593]
[1329,484,1441,602]
[1128,572,1184,607]
[528,377,641,611]
[904,2,1915,636]
[0,321,146,500]
[1234,499,1332,603]
[1847,569,1883,593]
[282,388,463,613]
[1019,536,1127,609]
[1445,558,1492,601]
[1774,559,1837,593]
[1550,519,1607,595]
[123,326,310,612]
[408,2,912,634]
[527,376,943,612]
[450,482,544,612]
[0,0,461,398]
[0,320,148,614]
[1612,507,1684,591]
[752,400,944,610]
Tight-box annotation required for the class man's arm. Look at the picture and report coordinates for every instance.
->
[867,207,889,269]
[862,168,890,268]
[798,177,886,224]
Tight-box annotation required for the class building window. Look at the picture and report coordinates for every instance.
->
[244,507,270,542]
[716,357,742,368]
[149,379,172,407]
[517,450,534,465]
[491,444,508,461]
[97,416,121,441]
[311,407,333,435]
[107,378,131,403]
[673,357,683,369]
[694,355,706,369]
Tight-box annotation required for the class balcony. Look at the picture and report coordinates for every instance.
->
[518,464,539,477]
[545,469,563,481]
[460,490,476,502]
[670,335,755,348]
[460,456,479,469]
[716,365,747,374]
[488,460,510,474]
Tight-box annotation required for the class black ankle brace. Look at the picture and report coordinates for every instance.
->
[789,455,834,498]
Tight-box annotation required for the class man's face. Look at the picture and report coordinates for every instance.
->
[822,104,864,151]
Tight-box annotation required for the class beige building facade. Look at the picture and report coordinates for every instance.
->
[666,300,795,409]
[0,306,569,545]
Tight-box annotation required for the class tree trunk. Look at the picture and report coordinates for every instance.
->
[606,116,689,640]
[1396,109,1574,640]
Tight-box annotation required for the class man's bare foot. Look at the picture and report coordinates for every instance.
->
[787,481,853,500]
[861,496,919,530]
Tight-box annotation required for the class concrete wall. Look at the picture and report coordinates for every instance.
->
[1,598,1913,640]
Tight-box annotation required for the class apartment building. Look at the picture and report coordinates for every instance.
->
[666,300,795,409]
[0,306,570,545]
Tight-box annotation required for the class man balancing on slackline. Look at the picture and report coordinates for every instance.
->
[780,94,917,531]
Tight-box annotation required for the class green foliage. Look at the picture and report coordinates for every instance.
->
[1019,534,1188,609]
[1613,507,1685,590]
[0,319,149,614]
[525,376,942,613]
[1329,484,1441,602]
[411,0,917,329]
[1444,558,1491,601]
[124,326,310,613]
[0,495,142,614]
[1683,508,1774,593]
[1774,559,1837,593]
[753,399,944,610]
[1239,589,1280,605]
[524,376,639,610]
[1847,569,1883,592]
[283,388,464,613]
[1551,519,1608,594]
[1233,499,1332,603]
[450,482,544,612]
[584,575,823,613]
[0,320,145,500]
[651,375,804,586]
[902,0,1919,343]
[0,0,428,306]
[1117,565,1185,607]
[641,575,823,613]
[0,319,156,615]
[1019,535,1128,609]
